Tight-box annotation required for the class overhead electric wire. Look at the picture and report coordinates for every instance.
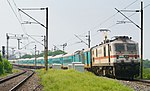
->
[144,3,150,8]
[64,0,141,48]
[124,0,139,9]
[109,2,150,29]
[17,8,43,46]
[90,12,118,32]
[65,0,139,46]
[7,0,45,47]
[12,0,18,9]
[107,0,139,28]
[7,0,22,24]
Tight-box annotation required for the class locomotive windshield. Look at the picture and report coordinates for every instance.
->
[115,43,125,52]
[127,44,136,51]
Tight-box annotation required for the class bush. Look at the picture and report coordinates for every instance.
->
[0,54,4,75]
[0,61,4,75]
[3,59,12,73]
[143,68,150,79]
[143,59,150,68]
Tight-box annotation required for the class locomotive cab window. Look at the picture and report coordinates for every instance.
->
[127,44,136,51]
[115,43,125,52]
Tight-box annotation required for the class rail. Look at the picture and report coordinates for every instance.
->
[9,70,35,91]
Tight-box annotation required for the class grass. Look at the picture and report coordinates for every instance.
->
[37,69,133,91]
[143,68,150,79]
[0,69,20,78]
[12,69,21,73]
[0,73,8,78]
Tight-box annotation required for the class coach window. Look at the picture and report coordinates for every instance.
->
[92,51,94,55]
[93,57,95,62]
[96,49,98,57]
[104,46,106,57]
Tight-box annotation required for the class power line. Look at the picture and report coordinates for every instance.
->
[124,0,139,9]
[12,0,18,9]
[108,2,150,29]
[63,0,141,49]
[7,0,46,47]
[90,0,139,31]
[7,0,22,24]
[144,3,150,8]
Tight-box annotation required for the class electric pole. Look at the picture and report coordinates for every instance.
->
[44,7,48,71]
[61,43,67,51]
[35,45,37,66]
[6,33,28,59]
[86,31,91,48]
[140,0,143,79]
[115,0,144,79]
[6,33,9,59]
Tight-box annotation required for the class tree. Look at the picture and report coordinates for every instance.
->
[0,55,4,75]
[21,54,33,59]
[143,59,150,68]
[50,50,66,56]
[3,59,12,73]
[21,50,67,58]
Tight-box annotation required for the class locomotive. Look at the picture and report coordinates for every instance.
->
[13,36,140,79]
[90,36,140,79]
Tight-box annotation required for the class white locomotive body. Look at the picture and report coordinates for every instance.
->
[91,36,140,78]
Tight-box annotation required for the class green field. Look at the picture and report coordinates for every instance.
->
[37,69,133,91]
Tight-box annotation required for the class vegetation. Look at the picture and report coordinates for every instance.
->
[21,54,33,59]
[143,59,150,68]
[3,59,13,73]
[21,50,66,58]
[0,55,12,76]
[143,68,150,79]
[37,69,133,91]
[12,69,21,73]
[138,59,150,79]
[0,61,4,75]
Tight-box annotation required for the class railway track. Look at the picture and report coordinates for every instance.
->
[119,79,150,91]
[0,70,35,91]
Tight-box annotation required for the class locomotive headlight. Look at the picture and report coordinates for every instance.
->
[124,55,129,58]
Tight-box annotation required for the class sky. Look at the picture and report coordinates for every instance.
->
[0,0,150,59]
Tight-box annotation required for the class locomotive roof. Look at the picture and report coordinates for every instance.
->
[110,36,137,44]
[92,36,137,49]
[103,36,137,44]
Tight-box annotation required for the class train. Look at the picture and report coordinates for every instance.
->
[12,36,140,79]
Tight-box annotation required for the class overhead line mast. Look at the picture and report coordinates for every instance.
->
[6,33,28,59]
[18,7,49,71]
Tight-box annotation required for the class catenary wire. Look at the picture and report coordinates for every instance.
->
[108,2,150,29]
[7,0,22,24]
[7,0,45,47]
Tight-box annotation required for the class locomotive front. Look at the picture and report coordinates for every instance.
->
[112,36,140,79]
